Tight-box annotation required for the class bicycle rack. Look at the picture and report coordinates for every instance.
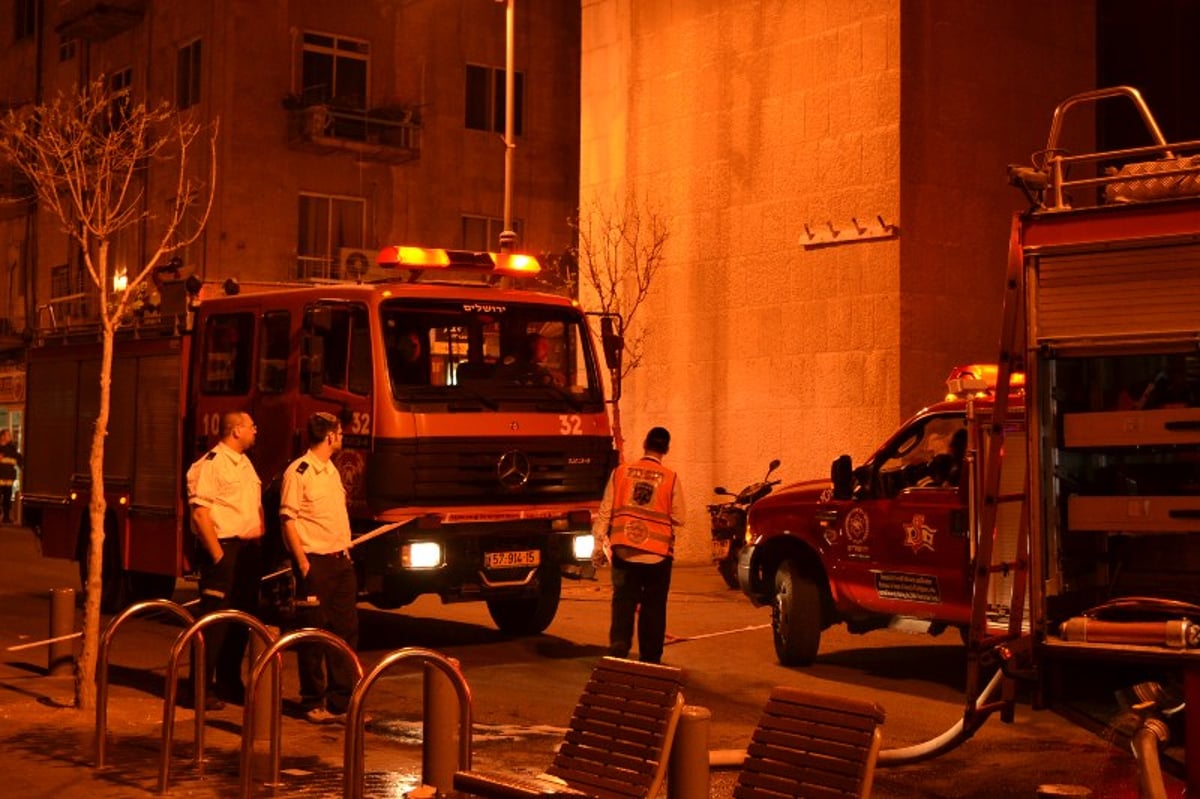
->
[343,647,473,799]
[239,628,364,799]
[159,609,279,793]
[95,599,196,769]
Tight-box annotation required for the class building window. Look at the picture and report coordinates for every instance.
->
[297,193,366,280]
[15,0,36,41]
[108,67,133,126]
[47,262,87,324]
[461,215,522,251]
[300,31,368,110]
[58,36,76,62]
[465,64,523,136]
[50,264,72,301]
[177,39,201,109]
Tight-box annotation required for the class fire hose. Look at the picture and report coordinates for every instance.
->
[707,668,1006,769]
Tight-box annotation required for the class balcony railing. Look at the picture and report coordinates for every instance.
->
[56,0,146,41]
[285,99,420,164]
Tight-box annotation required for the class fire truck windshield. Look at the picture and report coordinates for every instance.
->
[380,299,604,409]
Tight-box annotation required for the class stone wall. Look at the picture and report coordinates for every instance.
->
[581,0,1095,564]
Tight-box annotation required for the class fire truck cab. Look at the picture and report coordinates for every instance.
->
[738,365,1026,665]
[24,248,619,636]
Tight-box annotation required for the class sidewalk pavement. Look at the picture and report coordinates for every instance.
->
[0,539,1188,798]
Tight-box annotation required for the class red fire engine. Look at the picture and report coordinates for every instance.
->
[743,87,1200,788]
[23,247,620,636]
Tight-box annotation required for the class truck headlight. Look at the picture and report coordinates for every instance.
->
[402,541,443,569]
[572,534,595,560]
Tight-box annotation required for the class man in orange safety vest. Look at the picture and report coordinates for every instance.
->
[592,426,686,663]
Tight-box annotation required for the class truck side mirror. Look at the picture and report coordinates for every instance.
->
[301,334,324,394]
[831,454,853,500]
[599,315,624,372]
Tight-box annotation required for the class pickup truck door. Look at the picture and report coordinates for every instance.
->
[835,414,971,623]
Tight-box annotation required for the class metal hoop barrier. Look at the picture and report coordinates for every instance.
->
[239,628,364,799]
[95,599,197,769]
[159,609,279,793]
[344,647,474,799]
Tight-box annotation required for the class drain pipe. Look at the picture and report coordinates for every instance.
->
[708,668,1005,770]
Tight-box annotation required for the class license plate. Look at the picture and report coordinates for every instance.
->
[485,549,541,569]
[711,540,730,561]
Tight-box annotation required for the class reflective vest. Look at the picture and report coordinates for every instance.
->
[608,457,677,558]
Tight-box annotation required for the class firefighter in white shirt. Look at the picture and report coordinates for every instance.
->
[280,411,358,724]
[185,410,264,709]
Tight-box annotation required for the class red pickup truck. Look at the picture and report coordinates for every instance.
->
[737,365,1026,665]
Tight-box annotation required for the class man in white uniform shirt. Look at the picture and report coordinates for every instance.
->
[186,410,264,709]
[280,411,358,724]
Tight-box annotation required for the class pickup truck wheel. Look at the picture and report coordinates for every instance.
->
[716,558,740,590]
[772,561,821,665]
[486,565,562,636]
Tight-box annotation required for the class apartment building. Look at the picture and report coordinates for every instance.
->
[0,0,581,334]
[0,0,580,449]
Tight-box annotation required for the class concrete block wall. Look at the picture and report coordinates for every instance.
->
[582,0,1096,564]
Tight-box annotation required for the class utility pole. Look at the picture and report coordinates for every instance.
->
[498,0,517,252]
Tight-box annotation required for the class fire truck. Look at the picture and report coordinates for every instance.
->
[22,247,620,636]
[743,87,1200,786]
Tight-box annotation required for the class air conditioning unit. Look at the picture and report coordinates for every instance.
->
[338,248,380,279]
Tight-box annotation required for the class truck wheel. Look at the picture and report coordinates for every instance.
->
[716,558,740,590]
[77,525,128,614]
[486,565,562,636]
[772,560,821,665]
[129,572,178,603]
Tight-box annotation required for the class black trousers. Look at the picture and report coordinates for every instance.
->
[609,555,673,664]
[195,537,263,692]
[293,553,359,714]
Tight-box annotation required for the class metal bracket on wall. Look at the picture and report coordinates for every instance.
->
[800,215,899,249]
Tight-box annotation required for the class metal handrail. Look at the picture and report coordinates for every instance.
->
[95,599,196,769]
[1023,86,1200,211]
[343,647,474,799]
[239,628,364,799]
[159,609,279,793]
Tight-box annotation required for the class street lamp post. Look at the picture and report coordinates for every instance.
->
[497,0,517,252]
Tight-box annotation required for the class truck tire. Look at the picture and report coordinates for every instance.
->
[129,572,178,603]
[77,523,128,614]
[485,565,561,636]
[772,560,821,665]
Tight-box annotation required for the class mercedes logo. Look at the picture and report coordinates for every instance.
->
[496,450,532,489]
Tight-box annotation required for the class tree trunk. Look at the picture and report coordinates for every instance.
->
[75,325,114,712]
[610,387,625,464]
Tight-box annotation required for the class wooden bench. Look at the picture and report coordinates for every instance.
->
[734,686,886,799]
[454,657,686,799]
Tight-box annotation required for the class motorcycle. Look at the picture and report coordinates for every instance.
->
[708,458,782,589]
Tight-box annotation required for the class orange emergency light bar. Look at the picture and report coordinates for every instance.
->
[377,245,541,277]
[945,363,1025,400]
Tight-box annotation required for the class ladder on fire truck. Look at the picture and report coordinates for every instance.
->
[963,216,1033,727]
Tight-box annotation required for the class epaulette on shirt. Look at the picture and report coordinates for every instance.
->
[296,462,309,474]
[205,451,217,460]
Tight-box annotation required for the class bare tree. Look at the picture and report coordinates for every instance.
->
[572,192,669,456]
[0,78,217,711]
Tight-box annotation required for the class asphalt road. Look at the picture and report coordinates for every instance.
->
[0,525,1183,797]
